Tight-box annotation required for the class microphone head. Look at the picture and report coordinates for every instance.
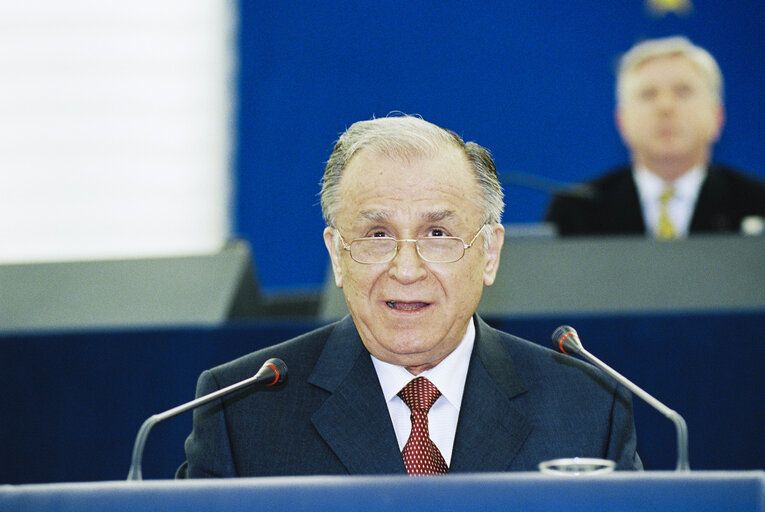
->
[256,358,288,387]
[551,325,584,355]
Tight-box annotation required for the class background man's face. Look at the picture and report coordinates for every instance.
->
[617,54,723,177]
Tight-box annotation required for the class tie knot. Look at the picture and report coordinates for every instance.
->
[659,185,675,204]
[398,377,441,412]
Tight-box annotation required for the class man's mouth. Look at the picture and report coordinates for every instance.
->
[385,301,430,311]
[657,126,677,137]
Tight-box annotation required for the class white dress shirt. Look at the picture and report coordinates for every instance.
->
[371,317,474,466]
[633,165,706,238]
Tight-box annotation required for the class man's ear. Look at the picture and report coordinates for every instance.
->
[323,227,343,288]
[614,107,626,140]
[709,104,725,143]
[483,223,505,287]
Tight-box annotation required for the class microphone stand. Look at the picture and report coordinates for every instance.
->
[127,359,285,480]
[575,345,690,471]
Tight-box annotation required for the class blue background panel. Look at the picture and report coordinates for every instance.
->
[235,1,765,290]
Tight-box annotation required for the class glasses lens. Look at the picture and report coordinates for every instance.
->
[350,238,398,263]
[417,238,464,263]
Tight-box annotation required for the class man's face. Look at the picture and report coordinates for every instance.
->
[616,54,724,177]
[323,146,504,374]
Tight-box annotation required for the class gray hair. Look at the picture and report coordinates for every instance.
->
[616,36,723,104]
[320,115,504,229]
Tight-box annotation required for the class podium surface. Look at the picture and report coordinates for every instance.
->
[2,472,763,512]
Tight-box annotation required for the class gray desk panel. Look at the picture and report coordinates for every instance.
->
[319,234,765,319]
[0,240,260,332]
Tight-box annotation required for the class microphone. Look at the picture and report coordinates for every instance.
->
[551,326,690,471]
[500,171,597,199]
[126,357,287,480]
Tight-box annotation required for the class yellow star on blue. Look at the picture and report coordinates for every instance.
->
[646,0,693,16]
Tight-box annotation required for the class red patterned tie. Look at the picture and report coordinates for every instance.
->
[397,377,449,475]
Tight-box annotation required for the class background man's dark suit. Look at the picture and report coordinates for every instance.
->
[545,164,765,236]
[178,315,641,477]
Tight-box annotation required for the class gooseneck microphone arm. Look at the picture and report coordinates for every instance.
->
[552,326,689,471]
[127,358,287,481]
[499,171,597,199]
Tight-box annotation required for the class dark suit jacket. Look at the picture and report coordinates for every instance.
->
[545,164,765,236]
[177,315,641,477]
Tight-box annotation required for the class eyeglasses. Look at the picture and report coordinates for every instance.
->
[337,226,486,264]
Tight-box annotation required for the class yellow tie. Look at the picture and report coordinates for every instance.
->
[657,186,677,240]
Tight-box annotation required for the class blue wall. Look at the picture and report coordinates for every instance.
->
[234,1,765,291]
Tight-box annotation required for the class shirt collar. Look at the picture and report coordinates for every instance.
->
[634,165,706,201]
[371,317,475,412]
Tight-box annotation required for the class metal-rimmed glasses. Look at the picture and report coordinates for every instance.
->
[336,225,487,264]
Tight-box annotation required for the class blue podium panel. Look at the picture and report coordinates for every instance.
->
[1,311,764,484]
[1,472,763,512]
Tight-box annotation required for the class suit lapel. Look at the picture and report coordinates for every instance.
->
[308,316,405,474]
[306,315,533,474]
[690,166,735,231]
[450,316,531,472]
[612,169,646,233]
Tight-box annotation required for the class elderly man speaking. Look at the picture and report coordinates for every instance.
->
[178,115,641,478]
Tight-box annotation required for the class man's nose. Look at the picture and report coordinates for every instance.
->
[387,240,427,283]
[655,90,676,112]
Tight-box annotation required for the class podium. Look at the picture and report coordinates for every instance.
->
[1,472,763,511]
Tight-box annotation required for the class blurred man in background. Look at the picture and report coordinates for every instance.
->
[546,36,765,238]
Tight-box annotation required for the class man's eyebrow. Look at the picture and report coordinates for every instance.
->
[424,210,456,222]
[358,209,456,222]
[359,210,392,222]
